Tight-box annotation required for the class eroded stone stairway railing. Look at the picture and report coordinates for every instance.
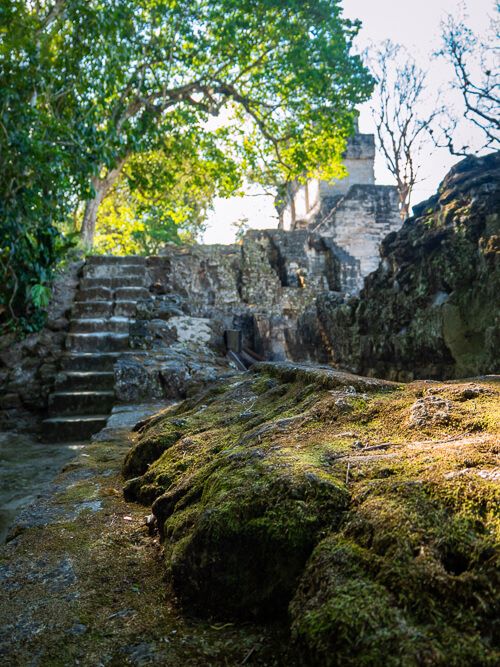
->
[42,256,148,442]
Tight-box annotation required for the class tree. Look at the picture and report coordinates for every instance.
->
[368,41,441,221]
[94,132,242,254]
[0,1,92,331]
[436,9,499,155]
[1,0,373,331]
[35,0,372,245]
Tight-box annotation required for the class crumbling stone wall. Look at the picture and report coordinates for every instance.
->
[110,231,340,404]
[0,261,82,432]
[139,230,342,364]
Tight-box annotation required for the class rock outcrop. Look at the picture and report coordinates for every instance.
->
[316,152,500,380]
[123,363,500,665]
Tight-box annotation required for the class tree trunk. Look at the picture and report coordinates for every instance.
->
[80,160,125,247]
[399,198,410,222]
[81,183,104,247]
[398,181,410,222]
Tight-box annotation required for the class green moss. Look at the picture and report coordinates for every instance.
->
[123,368,500,661]
[164,460,348,619]
[122,422,184,478]
[291,479,499,666]
[288,380,500,665]
[123,373,352,618]
[57,480,100,504]
[290,536,419,667]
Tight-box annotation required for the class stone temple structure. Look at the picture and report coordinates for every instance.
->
[2,152,498,441]
[277,124,401,293]
[1,127,405,438]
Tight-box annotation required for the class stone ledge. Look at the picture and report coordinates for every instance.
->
[252,361,398,392]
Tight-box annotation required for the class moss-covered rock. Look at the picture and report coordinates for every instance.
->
[124,370,360,618]
[290,536,419,666]
[317,152,500,380]
[163,461,348,619]
[124,365,499,663]
[291,480,499,666]
[123,416,183,479]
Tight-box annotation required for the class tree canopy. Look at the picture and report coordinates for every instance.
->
[94,133,242,254]
[0,0,373,332]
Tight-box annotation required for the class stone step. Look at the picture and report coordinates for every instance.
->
[75,287,114,302]
[83,264,146,280]
[61,353,123,372]
[79,276,147,290]
[66,333,130,353]
[60,351,146,372]
[70,317,130,334]
[113,301,138,317]
[49,391,115,416]
[85,255,146,266]
[72,301,138,318]
[55,371,115,392]
[42,415,109,442]
[72,301,114,318]
[115,287,150,300]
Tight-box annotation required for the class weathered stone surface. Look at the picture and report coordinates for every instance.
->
[0,261,82,432]
[115,318,232,404]
[314,184,401,292]
[253,361,396,392]
[408,395,452,428]
[315,152,500,380]
[144,230,345,363]
[124,365,500,664]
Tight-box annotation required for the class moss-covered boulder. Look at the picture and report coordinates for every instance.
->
[123,368,390,618]
[291,479,499,666]
[162,460,348,619]
[124,364,499,663]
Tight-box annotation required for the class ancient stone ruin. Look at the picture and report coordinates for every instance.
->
[38,233,351,441]
[1,152,498,443]
[1,132,403,440]
[278,124,402,292]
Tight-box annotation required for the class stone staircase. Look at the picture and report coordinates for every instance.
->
[42,256,149,442]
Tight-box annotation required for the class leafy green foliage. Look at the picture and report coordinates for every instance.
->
[0,1,92,332]
[94,132,242,254]
[29,283,52,309]
[1,0,373,331]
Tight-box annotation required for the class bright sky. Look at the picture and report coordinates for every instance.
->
[202,0,496,244]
